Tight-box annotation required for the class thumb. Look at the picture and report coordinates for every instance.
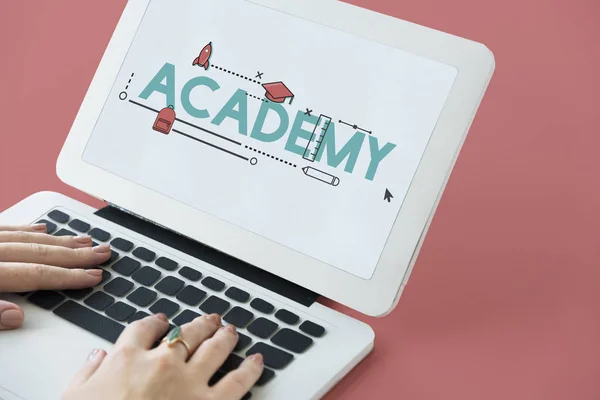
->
[0,300,24,330]
[68,348,107,388]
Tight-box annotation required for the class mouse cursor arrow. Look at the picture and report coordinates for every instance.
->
[384,189,393,203]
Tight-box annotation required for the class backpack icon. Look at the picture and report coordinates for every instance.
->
[153,105,176,134]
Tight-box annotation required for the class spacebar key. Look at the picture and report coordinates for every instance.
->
[54,300,125,344]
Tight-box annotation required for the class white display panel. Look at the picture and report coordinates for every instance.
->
[83,0,457,279]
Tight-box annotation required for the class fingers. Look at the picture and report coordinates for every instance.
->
[0,231,93,249]
[189,322,239,380]
[211,354,264,400]
[157,314,222,360]
[0,300,24,331]
[0,263,103,292]
[0,243,111,268]
[0,224,47,233]
[116,313,170,350]
[68,348,107,387]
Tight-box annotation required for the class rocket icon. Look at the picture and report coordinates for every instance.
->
[192,42,213,70]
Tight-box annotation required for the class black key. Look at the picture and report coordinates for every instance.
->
[206,369,253,400]
[55,228,76,237]
[299,321,325,338]
[209,370,226,386]
[132,266,161,286]
[101,250,119,267]
[172,309,201,326]
[48,210,69,223]
[149,298,180,318]
[246,343,293,370]
[89,228,111,242]
[84,292,115,311]
[127,287,157,307]
[225,287,250,303]
[199,296,230,315]
[256,368,276,386]
[223,307,254,328]
[271,328,313,353]
[132,247,155,262]
[220,353,244,372]
[99,270,112,285]
[202,276,225,292]
[111,237,134,252]
[54,300,124,344]
[234,332,253,352]
[176,286,206,306]
[29,291,65,310]
[105,302,136,322]
[104,277,134,297]
[63,288,93,300]
[128,311,150,324]
[178,266,202,281]
[275,309,299,325]
[247,318,278,339]
[68,219,90,233]
[250,298,274,314]
[112,256,141,276]
[92,241,99,247]
[36,219,57,234]
[156,256,178,271]
[155,276,185,296]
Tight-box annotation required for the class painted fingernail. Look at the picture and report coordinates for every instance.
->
[248,353,263,365]
[154,313,168,322]
[93,244,110,253]
[32,223,47,232]
[74,235,92,244]
[86,269,104,276]
[224,324,237,334]
[87,348,100,361]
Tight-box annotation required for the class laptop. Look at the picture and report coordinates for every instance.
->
[0,0,495,399]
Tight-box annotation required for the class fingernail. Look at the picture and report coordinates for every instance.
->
[224,324,237,334]
[93,244,110,253]
[86,269,104,277]
[87,348,100,361]
[0,309,24,329]
[32,223,47,232]
[74,235,92,244]
[248,353,263,365]
[154,313,168,322]
[207,314,221,325]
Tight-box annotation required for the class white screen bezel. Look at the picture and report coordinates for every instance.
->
[57,0,495,316]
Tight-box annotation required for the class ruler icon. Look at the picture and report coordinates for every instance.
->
[303,114,332,162]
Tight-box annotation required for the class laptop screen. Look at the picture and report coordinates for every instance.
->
[82,0,457,280]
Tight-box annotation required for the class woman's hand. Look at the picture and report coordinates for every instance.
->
[0,224,111,330]
[63,313,264,400]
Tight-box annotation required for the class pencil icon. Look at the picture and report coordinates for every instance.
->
[302,166,340,187]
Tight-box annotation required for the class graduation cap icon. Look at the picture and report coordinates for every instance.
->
[262,81,295,105]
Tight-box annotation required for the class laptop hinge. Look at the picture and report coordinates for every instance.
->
[95,205,319,307]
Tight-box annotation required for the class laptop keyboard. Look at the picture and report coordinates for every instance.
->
[25,209,327,399]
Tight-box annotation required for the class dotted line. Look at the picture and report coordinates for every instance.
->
[125,73,134,90]
[245,146,297,167]
[246,92,269,103]
[214,64,261,85]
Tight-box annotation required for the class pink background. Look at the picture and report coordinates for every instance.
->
[1,1,599,399]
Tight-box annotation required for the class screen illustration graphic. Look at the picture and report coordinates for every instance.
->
[192,42,213,70]
[114,39,400,194]
[153,105,176,134]
[262,81,295,104]
[303,166,340,187]
[303,114,332,162]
